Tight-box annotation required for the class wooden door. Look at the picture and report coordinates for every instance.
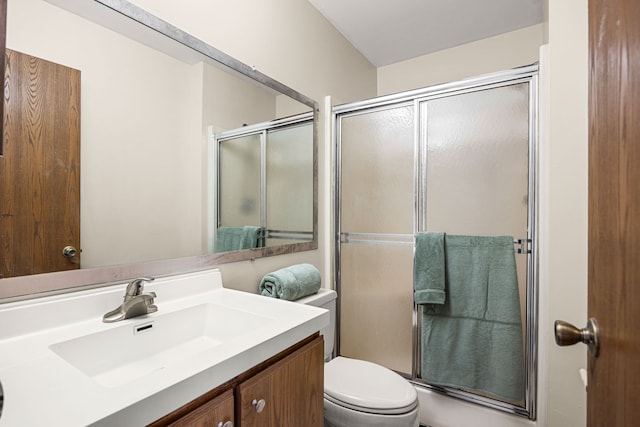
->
[0,0,6,154]
[238,336,324,427]
[588,0,640,425]
[0,49,81,278]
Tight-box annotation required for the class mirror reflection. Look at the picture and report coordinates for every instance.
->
[214,114,314,253]
[1,0,316,287]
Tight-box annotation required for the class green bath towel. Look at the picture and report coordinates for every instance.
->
[418,234,525,403]
[259,263,321,301]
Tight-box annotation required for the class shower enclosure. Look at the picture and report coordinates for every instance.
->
[333,65,538,418]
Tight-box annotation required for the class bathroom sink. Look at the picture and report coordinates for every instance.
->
[49,302,273,388]
[0,269,328,426]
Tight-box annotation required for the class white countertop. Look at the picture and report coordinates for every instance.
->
[0,269,328,426]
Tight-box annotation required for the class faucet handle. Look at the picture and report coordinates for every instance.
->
[124,277,155,299]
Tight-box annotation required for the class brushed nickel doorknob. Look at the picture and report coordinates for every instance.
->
[62,246,78,258]
[554,318,600,357]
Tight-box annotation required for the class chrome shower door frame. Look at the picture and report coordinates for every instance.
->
[333,64,539,419]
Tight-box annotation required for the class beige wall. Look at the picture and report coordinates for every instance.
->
[124,0,377,293]
[129,0,377,111]
[201,63,279,132]
[544,1,589,426]
[377,24,544,96]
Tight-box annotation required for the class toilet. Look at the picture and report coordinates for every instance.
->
[296,289,419,427]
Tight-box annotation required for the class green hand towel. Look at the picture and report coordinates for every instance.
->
[414,232,446,304]
[259,263,321,301]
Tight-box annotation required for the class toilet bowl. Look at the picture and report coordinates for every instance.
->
[296,289,419,427]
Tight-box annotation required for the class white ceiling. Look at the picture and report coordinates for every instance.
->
[308,0,543,67]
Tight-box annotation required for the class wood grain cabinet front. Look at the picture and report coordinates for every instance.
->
[168,389,234,427]
[150,334,323,427]
[238,335,324,427]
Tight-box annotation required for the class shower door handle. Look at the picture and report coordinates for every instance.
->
[554,318,600,357]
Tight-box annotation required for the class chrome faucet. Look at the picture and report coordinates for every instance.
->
[102,277,157,323]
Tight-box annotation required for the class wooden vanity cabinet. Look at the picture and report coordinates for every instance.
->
[168,389,234,427]
[150,334,324,427]
[238,334,324,426]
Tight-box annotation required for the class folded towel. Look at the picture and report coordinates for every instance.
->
[420,234,525,402]
[216,226,262,252]
[259,263,321,301]
[413,232,446,304]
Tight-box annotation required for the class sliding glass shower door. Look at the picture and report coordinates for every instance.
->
[338,105,416,374]
[335,66,538,418]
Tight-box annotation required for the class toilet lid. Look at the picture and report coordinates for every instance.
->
[324,357,418,415]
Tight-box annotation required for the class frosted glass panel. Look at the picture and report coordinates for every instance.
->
[423,84,529,237]
[422,83,530,325]
[339,244,414,374]
[218,134,261,227]
[266,123,313,242]
[340,106,415,234]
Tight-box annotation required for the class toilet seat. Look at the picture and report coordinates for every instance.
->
[324,357,418,415]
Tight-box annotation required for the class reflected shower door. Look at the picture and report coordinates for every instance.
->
[266,122,314,246]
[215,114,314,251]
[338,105,415,374]
[218,134,261,227]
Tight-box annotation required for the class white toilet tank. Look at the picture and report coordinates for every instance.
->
[295,288,337,360]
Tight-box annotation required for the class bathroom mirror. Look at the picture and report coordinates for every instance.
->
[0,0,318,300]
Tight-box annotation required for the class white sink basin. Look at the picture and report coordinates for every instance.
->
[49,303,273,387]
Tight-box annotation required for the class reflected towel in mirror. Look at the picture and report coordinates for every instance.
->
[216,226,263,252]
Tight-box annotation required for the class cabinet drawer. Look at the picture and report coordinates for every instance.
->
[168,389,234,427]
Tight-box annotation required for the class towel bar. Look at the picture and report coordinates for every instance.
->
[513,238,532,254]
[263,229,313,241]
[341,232,532,254]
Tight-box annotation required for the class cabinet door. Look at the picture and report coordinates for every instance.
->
[169,389,234,427]
[238,336,324,427]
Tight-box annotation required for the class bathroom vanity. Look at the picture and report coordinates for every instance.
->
[151,334,323,426]
[0,269,328,426]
